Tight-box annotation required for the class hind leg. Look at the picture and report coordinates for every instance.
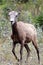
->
[24,44,31,62]
[32,41,40,64]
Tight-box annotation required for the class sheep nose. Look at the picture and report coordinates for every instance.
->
[10,21,13,22]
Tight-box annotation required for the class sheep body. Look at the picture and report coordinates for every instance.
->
[11,21,37,44]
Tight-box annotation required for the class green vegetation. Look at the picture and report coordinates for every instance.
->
[0,0,43,39]
[0,0,43,26]
[32,13,43,29]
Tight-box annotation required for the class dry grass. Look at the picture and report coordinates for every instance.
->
[0,37,43,65]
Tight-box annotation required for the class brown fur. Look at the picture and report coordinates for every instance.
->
[11,21,40,63]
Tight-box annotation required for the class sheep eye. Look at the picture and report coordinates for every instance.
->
[16,15,18,17]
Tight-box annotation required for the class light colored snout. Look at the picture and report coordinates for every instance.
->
[10,16,15,22]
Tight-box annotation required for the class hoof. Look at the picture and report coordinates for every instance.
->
[25,60,28,63]
[18,59,20,62]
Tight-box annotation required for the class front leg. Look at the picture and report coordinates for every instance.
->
[20,41,24,62]
[20,45,23,61]
[12,41,19,61]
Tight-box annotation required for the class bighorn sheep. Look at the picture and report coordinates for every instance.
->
[8,11,40,63]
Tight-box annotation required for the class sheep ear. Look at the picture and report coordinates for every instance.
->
[16,12,18,15]
[8,11,12,16]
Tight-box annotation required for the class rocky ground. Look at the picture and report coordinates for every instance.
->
[0,37,43,65]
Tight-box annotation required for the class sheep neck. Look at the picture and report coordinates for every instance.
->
[11,22,18,35]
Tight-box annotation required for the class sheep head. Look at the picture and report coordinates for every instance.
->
[8,11,19,25]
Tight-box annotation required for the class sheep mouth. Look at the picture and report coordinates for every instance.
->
[10,21,16,25]
[10,21,13,22]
